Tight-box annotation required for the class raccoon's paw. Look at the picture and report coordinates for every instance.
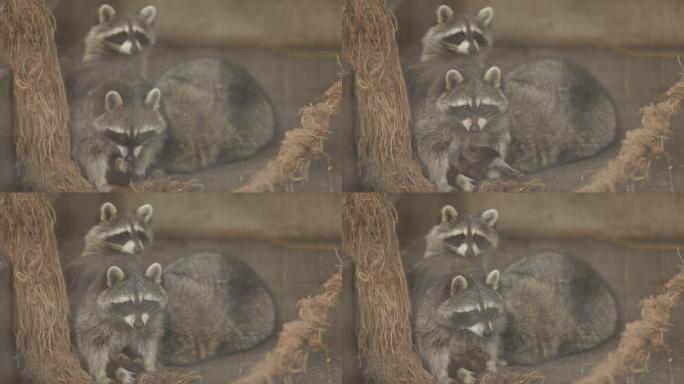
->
[95,377,114,384]
[437,376,455,384]
[113,157,131,174]
[499,359,508,367]
[456,368,476,384]
[455,174,475,192]
[437,183,456,193]
[486,359,498,373]
[95,182,113,193]
[115,367,135,384]
[489,158,524,179]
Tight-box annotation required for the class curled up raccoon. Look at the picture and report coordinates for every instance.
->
[425,205,498,258]
[499,252,618,365]
[65,256,167,384]
[157,58,276,173]
[409,256,505,384]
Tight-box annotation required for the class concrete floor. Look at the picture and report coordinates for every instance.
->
[400,235,684,384]
[58,236,343,384]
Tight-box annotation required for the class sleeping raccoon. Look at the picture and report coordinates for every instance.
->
[156,58,276,173]
[504,60,618,173]
[83,4,156,69]
[413,62,518,192]
[160,252,278,365]
[421,5,494,63]
[68,64,167,192]
[409,256,505,384]
[499,252,618,365]
[425,205,498,258]
[65,255,167,384]
[83,202,154,257]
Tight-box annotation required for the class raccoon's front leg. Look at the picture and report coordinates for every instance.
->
[137,336,160,372]
[421,344,453,384]
[417,144,453,192]
[132,137,164,181]
[484,335,500,373]
[79,343,113,384]
[488,135,523,180]
[80,151,113,192]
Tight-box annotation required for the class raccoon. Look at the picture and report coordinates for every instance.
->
[425,205,498,259]
[83,202,154,257]
[160,252,278,365]
[83,4,156,67]
[408,256,505,384]
[68,64,167,192]
[499,252,618,365]
[156,58,276,173]
[421,5,494,63]
[413,62,518,192]
[504,60,618,173]
[65,255,167,384]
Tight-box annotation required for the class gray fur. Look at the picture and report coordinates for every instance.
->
[408,256,505,383]
[412,61,514,191]
[65,256,167,384]
[83,202,154,257]
[67,62,167,192]
[157,58,276,173]
[504,60,618,173]
[425,205,499,258]
[421,5,494,63]
[500,252,618,365]
[160,252,278,365]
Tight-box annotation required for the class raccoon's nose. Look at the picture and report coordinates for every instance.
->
[465,248,475,257]
[468,43,478,54]
[125,155,135,163]
[132,243,143,255]
[134,318,145,329]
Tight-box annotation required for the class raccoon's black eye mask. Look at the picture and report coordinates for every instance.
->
[105,32,129,46]
[107,232,131,245]
[445,234,467,246]
[137,230,150,243]
[443,31,466,46]
[135,31,151,47]
[473,234,491,249]
[472,31,488,47]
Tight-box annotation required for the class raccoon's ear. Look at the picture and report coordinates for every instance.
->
[477,7,494,27]
[450,275,469,296]
[105,91,123,112]
[139,6,157,26]
[106,266,126,287]
[481,209,498,227]
[483,67,502,88]
[145,88,161,111]
[436,5,454,24]
[145,263,162,284]
[485,270,500,290]
[441,205,458,223]
[98,4,117,24]
[445,69,464,90]
[136,204,154,223]
[100,202,118,222]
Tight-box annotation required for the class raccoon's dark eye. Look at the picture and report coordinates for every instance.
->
[135,31,151,47]
[137,230,150,243]
[473,234,491,249]
[107,232,132,245]
[135,131,159,144]
[479,105,501,117]
[110,302,134,314]
[105,32,129,46]
[443,31,466,46]
[486,307,500,318]
[105,131,129,146]
[445,234,467,246]
[472,32,488,47]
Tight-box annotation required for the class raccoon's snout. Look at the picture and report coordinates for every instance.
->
[125,155,135,164]
[464,248,475,258]
[134,318,145,329]
[482,327,493,338]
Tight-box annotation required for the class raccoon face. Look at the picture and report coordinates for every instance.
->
[423,5,494,58]
[98,263,168,329]
[427,205,498,258]
[85,202,154,255]
[438,270,504,337]
[437,67,508,133]
[85,4,156,57]
[95,88,166,164]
